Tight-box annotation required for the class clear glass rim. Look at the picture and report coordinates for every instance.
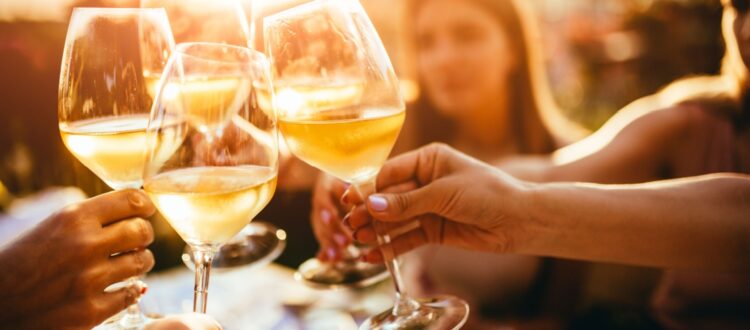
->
[175,42,268,66]
[71,7,168,15]
[265,0,331,26]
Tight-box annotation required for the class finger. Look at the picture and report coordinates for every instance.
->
[375,148,427,190]
[316,245,343,262]
[100,217,155,254]
[343,205,370,231]
[328,178,348,201]
[312,208,351,248]
[353,220,423,245]
[366,185,442,222]
[79,189,156,225]
[77,250,154,294]
[95,284,144,323]
[104,250,155,287]
[13,285,142,330]
[362,229,429,263]
[342,180,419,207]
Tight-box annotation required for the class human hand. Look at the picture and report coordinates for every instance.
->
[310,174,353,262]
[0,189,156,329]
[342,143,531,263]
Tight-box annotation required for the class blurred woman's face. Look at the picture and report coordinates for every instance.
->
[416,0,516,118]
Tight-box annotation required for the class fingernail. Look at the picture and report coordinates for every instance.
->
[368,195,388,212]
[340,191,350,204]
[333,233,348,247]
[342,213,352,229]
[321,209,332,225]
[128,192,145,208]
[326,247,337,260]
[140,284,148,295]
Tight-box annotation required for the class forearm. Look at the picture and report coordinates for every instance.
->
[516,173,750,271]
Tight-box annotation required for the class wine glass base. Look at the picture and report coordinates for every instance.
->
[360,295,469,330]
[93,311,157,330]
[295,258,389,290]
[182,222,287,271]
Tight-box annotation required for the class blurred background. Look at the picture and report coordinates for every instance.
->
[0,0,728,327]
[0,0,724,284]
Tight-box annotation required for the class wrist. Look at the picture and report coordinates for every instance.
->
[511,180,553,256]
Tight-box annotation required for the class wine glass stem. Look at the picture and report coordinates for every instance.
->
[353,180,418,316]
[192,247,215,313]
[118,276,145,327]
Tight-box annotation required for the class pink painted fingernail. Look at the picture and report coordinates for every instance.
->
[333,233,348,247]
[326,247,337,260]
[321,209,332,225]
[368,195,388,212]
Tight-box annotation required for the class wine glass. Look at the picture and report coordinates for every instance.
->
[261,0,390,291]
[264,0,468,328]
[141,0,287,270]
[143,42,279,314]
[58,8,174,329]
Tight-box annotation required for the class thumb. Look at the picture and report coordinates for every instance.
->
[366,185,441,222]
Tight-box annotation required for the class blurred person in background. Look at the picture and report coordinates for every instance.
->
[311,0,590,325]
[345,0,750,328]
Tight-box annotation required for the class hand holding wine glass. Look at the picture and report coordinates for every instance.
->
[58,8,174,329]
[0,190,154,329]
[265,1,468,328]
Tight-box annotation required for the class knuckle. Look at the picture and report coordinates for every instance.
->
[72,235,100,256]
[132,250,148,274]
[131,219,154,245]
[392,194,410,214]
[55,206,85,227]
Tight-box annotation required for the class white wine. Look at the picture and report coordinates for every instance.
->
[144,166,277,246]
[274,82,364,118]
[280,108,405,183]
[175,77,250,133]
[60,114,181,189]
[60,114,183,189]
[147,75,250,133]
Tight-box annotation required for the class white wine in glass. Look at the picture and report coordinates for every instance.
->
[141,0,287,270]
[143,42,279,314]
[58,8,175,329]
[265,0,469,328]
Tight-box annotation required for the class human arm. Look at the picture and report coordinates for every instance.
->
[344,144,750,272]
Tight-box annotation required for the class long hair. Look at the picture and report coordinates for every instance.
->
[402,0,585,154]
[651,1,749,127]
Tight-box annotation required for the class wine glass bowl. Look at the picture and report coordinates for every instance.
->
[264,1,469,328]
[58,8,175,329]
[141,0,286,269]
[143,42,279,314]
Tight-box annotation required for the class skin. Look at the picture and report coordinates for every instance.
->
[0,189,156,330]
[310,0,521,261]
[415,0,516,150]
[344,144,750,272]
